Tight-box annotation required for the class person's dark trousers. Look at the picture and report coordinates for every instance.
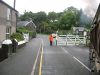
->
[50,41,52,46]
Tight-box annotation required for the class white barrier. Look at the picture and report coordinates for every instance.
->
[57,35,86,46]
[57,35,67,46]
[18,40,26,45]
[66,35,86,45]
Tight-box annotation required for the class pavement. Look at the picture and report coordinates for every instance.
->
[0,34,99,75]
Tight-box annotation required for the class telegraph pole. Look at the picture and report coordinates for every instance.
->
[14,0,16,9]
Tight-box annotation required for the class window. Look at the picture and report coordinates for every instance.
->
[6,26,11,39]
[7,8,11,20]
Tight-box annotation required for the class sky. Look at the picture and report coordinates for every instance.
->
[2,0,100,16]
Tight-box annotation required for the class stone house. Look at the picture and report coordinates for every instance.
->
[0,0,18,45]
[17,19,36,38]
[17,20,36,32]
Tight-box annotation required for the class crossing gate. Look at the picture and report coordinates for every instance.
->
[66,35,86,45]
[57,35,67,46]
[57,35,86,46]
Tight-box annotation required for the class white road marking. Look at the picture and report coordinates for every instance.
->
[73,56,91,72]
[31,39,41,75]
[61,47,69,54]
[61,47,73,57]
[61,47,91,72]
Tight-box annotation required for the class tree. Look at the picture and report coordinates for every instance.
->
[35,11,47,32]
[19,11,47,33]
[59,6,80,30]
[18,7,81,34]
[19,11,35,21]
[48,12,57,22]
[35,11,47,22]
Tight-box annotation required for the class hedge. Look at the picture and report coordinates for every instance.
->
[10,33,24,42]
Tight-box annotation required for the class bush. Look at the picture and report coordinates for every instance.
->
[28,31,36,38]
[32,31,37,38]
[17,27,36,38]
[17,27,28,34]
[10,33,24,42]
[58,30,73,35]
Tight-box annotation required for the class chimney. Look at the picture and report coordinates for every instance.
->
[14,0,16,9]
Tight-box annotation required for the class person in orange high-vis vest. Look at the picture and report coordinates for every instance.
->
[49,34,53,46]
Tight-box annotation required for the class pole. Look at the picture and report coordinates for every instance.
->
[14,0,16,9]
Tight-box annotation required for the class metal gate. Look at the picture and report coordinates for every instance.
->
[57,35,86,46]
[66,35,86,45]
[57,35,67,46]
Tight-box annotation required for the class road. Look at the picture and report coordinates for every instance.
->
[0,35,99,75]
[40,35,99,75]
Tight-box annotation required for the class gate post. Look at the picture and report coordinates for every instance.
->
[66,35,67,45]
[75,35,76,45]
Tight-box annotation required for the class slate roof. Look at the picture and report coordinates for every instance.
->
[17,21,29,27]
[17,21,36,28]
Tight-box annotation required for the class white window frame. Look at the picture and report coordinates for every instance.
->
[6,26,11,39]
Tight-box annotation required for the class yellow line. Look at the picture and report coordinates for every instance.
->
[31,39,41,75]
[39,45,43,75]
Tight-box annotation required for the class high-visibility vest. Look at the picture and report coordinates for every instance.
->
[49,35,53,41]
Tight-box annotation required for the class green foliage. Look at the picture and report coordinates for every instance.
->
[28,31,36,38]
[59,6,80,30]
[17,27,36,38]
[19,11,35,21]
[19,11,47,25]
[10,33,24,41]
[85,23,91,29]
[36,11,47,22]
[17,27,28,33]
[18,6,86,34]
[34,11,47,33]
[58,30,67,35]
[58,30,73,35]
[32,31,37,38]
[48,12,57,22]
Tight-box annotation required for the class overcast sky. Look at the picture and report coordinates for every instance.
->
[2,0,100,15]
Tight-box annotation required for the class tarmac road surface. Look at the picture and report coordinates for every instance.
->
[0,34,99,75]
